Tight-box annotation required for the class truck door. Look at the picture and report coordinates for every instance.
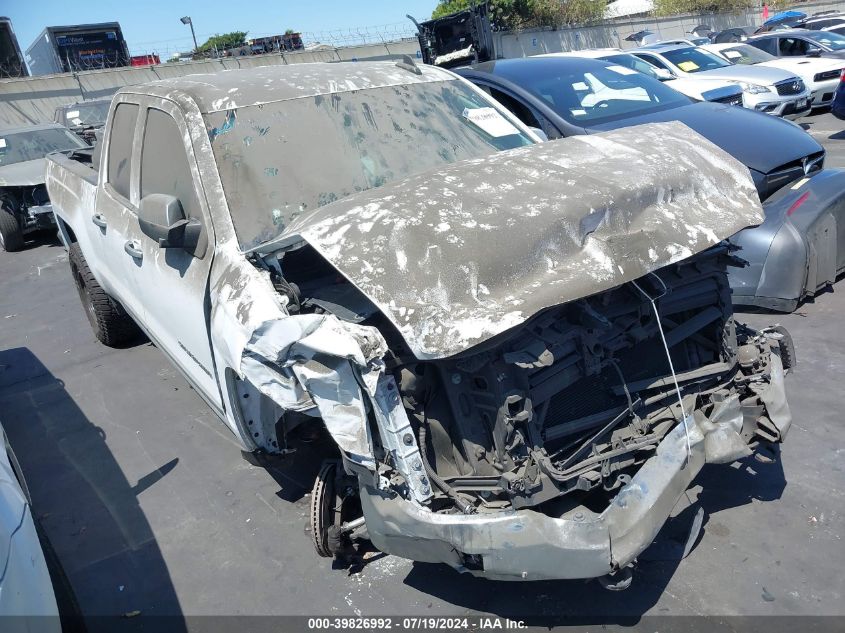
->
[89,97,146,323]
[122,99,222,413]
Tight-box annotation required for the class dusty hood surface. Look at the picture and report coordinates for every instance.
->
[272,121,763,360]
[0,158,46,187]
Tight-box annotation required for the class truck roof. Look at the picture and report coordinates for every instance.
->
[125,61,456,114]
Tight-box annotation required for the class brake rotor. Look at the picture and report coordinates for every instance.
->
[310,460,340,557]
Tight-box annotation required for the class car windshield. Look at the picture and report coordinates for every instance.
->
[496,63,690,126]
[804,31,845,50]
[719,44,776,64]
[205,79,534,250]
[59,101,111,128]
[0,127,87,166]
[662,47,732,73]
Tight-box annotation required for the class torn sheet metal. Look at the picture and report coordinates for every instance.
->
[264,121,763,360]
[240,314,387,466]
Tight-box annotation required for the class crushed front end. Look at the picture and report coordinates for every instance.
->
[351,245,792,581]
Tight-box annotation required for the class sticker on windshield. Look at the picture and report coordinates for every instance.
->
[723,50,743,59]
[607,65,638,75]
[461,107,519,137]
[66,110,80,119]
[677,61,699,72]
[570,108,587,117]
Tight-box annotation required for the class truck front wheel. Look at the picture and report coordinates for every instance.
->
[68,243,141,346]
[0,204,24,252]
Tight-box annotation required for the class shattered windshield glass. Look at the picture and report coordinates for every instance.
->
[59,101,111,128]
[205,80,533,250]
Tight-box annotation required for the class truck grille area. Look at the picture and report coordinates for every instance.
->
[397,245,740,510]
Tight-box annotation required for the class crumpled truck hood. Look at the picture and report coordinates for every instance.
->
[269,121,763,360]
[0,158,46,187]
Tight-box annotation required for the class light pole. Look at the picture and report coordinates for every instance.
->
[180,16,198,54]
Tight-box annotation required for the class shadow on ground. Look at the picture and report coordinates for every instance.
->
[0,347,186,633]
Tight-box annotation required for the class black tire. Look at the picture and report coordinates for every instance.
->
[310,461,338,558]
[0,205,24,252]
[68,243,140,346]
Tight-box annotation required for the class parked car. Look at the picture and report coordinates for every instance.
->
[54,97,112,144]
[712,26,757,44]
[0,419,61,629]
[795,13,845,31]
[832,68,845,118]
[541,49,744,105]
[821,23,845,36]
[45,61,795,584]
[632,44,812,118]
[755,10,807,33]
[703,42,845,108]
[455,56,845,310]
[651,37,712,46]
[747,29,845,60]
[0,123,88,252]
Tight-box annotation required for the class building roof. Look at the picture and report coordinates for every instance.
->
[124,61,454,114]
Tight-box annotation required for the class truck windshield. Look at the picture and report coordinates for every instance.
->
[0,127,87,166]
[59,101,111,128]
[205,79,533,250]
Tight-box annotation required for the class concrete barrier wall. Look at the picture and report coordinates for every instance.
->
[497,0,845,58]
[0,40,420,128]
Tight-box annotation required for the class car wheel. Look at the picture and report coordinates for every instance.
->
[0,204,24,252]
[68,243,140,346]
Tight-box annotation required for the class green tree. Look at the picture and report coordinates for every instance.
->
[197,31,248,53]
[653,0,756,16]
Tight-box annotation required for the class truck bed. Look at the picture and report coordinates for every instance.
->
[45,149,99,243]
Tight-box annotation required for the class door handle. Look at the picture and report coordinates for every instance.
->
[124,240,143,260]
[92,213,107,229]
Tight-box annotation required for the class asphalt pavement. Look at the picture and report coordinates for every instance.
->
[0,110,842,631]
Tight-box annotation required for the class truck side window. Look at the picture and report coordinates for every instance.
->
[107,103,139,200]
[139,108,200,222]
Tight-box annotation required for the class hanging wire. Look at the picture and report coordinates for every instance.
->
[631,273,692,468]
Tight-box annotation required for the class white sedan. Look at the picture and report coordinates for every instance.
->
[631,44,812,119]
[704,42,845,108]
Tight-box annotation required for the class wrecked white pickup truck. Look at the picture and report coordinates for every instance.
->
[45,60,794,584]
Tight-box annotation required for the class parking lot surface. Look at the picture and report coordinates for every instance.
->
[0,110,843,630]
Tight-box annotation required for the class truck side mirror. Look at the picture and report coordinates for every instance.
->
[138,193,202,253]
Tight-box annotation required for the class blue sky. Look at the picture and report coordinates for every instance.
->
[5,0,439,57]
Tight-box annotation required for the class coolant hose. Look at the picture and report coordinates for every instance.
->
[418,423,475,514]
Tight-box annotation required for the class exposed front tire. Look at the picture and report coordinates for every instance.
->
[0,204,24,252]
[68,243,140,346]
